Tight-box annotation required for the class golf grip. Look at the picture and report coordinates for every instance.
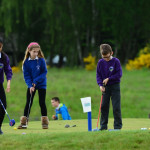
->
[97,94,103,128]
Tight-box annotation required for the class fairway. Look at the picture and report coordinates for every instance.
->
[0,118,150,150]
[1,68,150,150]
[2,118,150,134]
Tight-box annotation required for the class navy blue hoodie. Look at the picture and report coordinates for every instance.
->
[23,57,47,89]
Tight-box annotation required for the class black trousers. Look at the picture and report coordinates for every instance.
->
[24,88,47,117]
[100,83,122,129]
[0,84,6,128]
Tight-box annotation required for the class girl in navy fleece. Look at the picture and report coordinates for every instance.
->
[96,44,122,130]
[0,37,13,134]
[18,42,49,129]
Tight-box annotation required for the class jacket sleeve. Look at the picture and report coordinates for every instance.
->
[4,55,13,81]
[60,108,69,120]
[33,59,47,85]
[109,59,122,81]
[23,61,32,88]
[96,61,103,86]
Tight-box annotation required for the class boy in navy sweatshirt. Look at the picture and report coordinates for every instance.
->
[96,44,122,130]
[0,37,13,134]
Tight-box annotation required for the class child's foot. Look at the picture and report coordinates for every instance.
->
[17,116,28,129]
[17,125,27,129]
[0,128,3,135]
[99,127,107,131]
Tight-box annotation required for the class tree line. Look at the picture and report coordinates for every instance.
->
[0,0,150,66]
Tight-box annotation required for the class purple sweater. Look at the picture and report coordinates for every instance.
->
[96,57,122,86]
[0,54,13,83]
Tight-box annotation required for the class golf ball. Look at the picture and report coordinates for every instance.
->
[13,127,17,130]
[149,128,150,130]
[22,132,26,135]
[141,128,147,130]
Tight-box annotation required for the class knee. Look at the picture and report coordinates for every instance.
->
[39,101,46,107]
[113,107,121,114]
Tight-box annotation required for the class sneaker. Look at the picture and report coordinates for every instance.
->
[99,127,107,131]
[114,127,122,130]
[0,129,3,135]
[108,129,121,131]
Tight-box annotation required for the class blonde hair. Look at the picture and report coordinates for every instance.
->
[22,44,45,67]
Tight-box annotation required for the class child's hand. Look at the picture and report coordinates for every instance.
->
[6,87,10,93]
[103,78,109,85]
[30,87,35,94]
[52,115,57,120]
[100,86,105,93]
[6,80,11,93]
[32,83,36,87]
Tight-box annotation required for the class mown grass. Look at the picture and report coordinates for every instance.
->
[2,67,150,123]
[0,119,150,150]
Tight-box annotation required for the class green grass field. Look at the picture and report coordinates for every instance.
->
[0,119,150,150]
[3,67,150,121]
[1,67,150,149]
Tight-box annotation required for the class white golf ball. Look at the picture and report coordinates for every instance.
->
[22,132,26,135]
[141,128,147,130]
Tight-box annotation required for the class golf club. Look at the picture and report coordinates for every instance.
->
[65,124,76,128]
[93,84,105,131]
[27,93,32,122]
[20,92,33,129]
[0,99,15,126]
[92,94,103,131]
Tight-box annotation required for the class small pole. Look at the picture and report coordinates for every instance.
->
[88,112,92,131]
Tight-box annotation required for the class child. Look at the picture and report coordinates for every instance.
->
[96,44,122,130]
[18,42,49,129]
[51,97,71,120]
[0,37,13,134]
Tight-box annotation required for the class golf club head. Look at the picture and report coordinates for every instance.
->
[65,124,70,128]
[92,127,99,131]
[9,119,15,126]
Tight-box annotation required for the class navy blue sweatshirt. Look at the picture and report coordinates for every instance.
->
[96,57,122,86]
[23,57,47,89]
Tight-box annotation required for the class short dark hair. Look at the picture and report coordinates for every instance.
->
[51,97,60,103]
[100,44,112,55]
[0,37,3,44]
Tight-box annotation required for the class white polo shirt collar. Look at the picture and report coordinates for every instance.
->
[28,56,38,61]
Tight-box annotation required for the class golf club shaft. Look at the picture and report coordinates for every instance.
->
[27,93,32,119]
[96,94,103,128]
[0,99,11,121]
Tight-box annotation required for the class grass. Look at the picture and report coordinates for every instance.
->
[0,118,150,150]
[1,67,150,149]
[3,67,150,122]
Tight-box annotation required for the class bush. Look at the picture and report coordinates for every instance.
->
[83,53,96,71]
[126,44,150,70]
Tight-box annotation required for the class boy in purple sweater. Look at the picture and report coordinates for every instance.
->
[96,44,122,130]
[0,37,13,134]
